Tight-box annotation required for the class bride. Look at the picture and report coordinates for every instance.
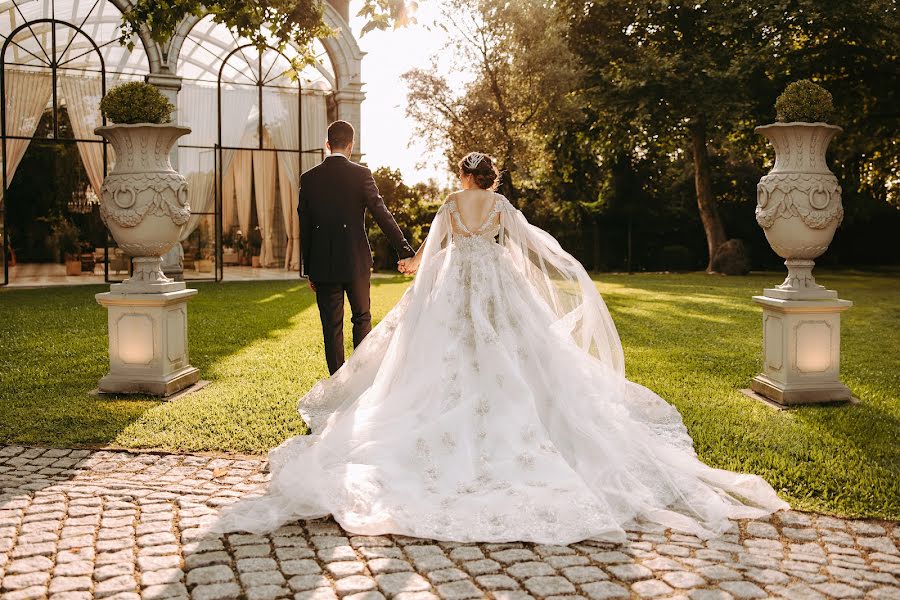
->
[212,151,788,545]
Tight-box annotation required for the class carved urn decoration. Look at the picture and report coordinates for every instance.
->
[747,80,853,407]
[95,123,191,292]
[93,81,200,397]
[754,122,844,299]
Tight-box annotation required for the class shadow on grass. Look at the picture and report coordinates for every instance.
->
[0,281,316,449]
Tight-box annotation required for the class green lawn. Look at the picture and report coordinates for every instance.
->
[1,271,897,520]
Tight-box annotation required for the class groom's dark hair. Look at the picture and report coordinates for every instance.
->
[327,120,354,150]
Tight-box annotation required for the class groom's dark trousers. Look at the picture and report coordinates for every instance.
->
[298,154,415,375]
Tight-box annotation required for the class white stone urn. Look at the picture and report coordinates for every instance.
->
[755,122,844,299]
[94,123,191,292]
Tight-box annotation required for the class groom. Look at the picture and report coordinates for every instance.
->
[298,120,416,375]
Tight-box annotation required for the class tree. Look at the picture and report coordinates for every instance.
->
[404,0,582,200]
[561,0,783,272]
[120,0,418,61]
[366,167,446,270]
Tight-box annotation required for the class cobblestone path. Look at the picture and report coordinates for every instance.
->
[0,446,897,600]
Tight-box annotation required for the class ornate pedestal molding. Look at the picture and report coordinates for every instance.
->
[750,296,853,405]
[96,288,200,396]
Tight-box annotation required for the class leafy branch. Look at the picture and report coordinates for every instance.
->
[120,0,419,63]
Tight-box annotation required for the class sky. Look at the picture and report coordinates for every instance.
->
[347,2,459,185]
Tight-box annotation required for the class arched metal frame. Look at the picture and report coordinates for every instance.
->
[216,43,303,282]
[189,41,324,281]
[0,0,151,286]
[0,17,109,286]
[0,0,354,285]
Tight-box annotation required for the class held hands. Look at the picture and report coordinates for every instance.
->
[398,257,419,276]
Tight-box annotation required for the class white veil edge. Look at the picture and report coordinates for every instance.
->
[493,195,626,377]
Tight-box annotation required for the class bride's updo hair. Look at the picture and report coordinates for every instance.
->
[458,152,501,191]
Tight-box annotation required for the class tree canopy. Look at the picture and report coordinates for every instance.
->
[402,0,899,273]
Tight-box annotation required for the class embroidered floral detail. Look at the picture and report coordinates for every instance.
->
[416,438,430,459]
[441,432,457,450]
[456,482,478,494]
[516,451,536,470]
[539,441,560,454]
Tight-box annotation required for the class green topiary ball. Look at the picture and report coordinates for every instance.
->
[100,81,174,125]
[775,79,834,124]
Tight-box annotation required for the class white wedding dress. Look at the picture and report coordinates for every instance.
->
[212,192,788,545]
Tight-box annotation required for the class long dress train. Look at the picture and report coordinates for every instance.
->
[211,193,788,545]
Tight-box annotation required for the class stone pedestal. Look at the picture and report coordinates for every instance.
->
[751,295,853,405]
[96,282,200,397]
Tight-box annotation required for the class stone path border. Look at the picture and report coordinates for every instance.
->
[0,446,897,600]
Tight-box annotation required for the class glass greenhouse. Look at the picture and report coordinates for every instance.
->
[0,0,364,285]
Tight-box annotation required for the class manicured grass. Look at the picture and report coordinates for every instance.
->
[0,271,897,520]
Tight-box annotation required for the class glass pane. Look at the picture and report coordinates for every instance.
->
[262,87,299,150]
[182,213,217,280]
[219,81,259,149]
[0,0,149,77]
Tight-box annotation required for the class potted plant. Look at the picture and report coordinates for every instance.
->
[247,226,262,268]
[95,81,192,289]
[755,80,843,298]
[196,249,214,273]
[52,219,83,276]
[232,230,248,265]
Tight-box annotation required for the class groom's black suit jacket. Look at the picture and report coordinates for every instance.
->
[298,155,415,282]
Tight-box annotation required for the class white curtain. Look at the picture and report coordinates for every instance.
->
[300,92,328,172]
[177,84,259,244]
[177,84,218,242]
[2,70,52,198]
[233,150,253,235]
[222,164,236,233]
[58,75,106,196]
[252,135,277,267]
[277,154,300,269]
[218,87,259,241]
[265,89,297,270]
[264,90,327,270]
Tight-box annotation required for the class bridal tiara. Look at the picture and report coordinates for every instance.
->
[463,152,485,170]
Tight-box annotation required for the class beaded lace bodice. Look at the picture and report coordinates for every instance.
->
[445,195,503,243]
